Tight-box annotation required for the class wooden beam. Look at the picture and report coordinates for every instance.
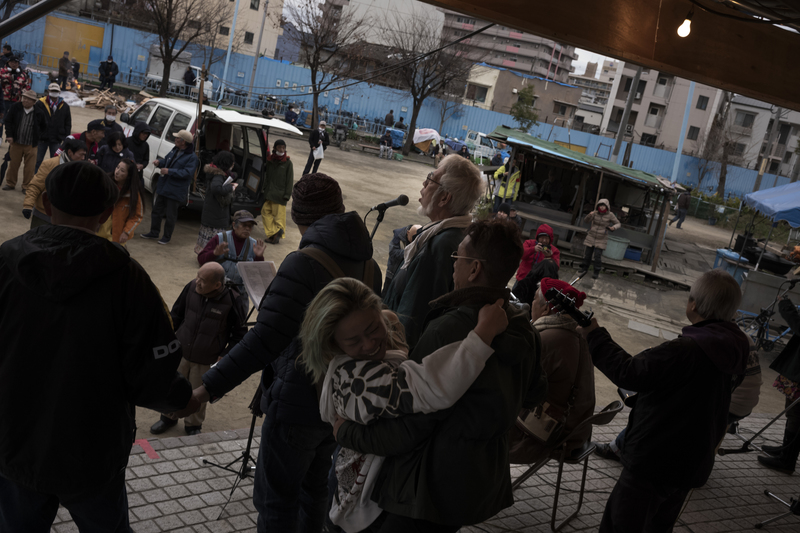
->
[423,0,800,111]
[650,192,670,272]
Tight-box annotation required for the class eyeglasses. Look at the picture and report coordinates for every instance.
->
[451,252,486,263]
[424,172,443,188]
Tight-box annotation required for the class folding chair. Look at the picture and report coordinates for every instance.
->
[512,400,624,532]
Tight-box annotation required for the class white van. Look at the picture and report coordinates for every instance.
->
[120,98,301,213]
[465,130,502,161]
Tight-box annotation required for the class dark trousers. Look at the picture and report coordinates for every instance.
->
[303,149,322,176]
[0,100,12,138]
[149,194,180,240]
[512,259,560,307]
[580,246,603,272]
[35,141,60,172]
[57,76,68,90]
[670,208,688,228]
[99,79,114,91]
[361,512,460,533]
[253,417,337,533]
[777,396,800,464]
[0,469,132,533]
[600,468,690,533]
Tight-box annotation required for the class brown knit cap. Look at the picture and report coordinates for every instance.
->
[291,173,344,226]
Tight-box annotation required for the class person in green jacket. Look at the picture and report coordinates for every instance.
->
[335,219,546,532]
[261,139,294,244]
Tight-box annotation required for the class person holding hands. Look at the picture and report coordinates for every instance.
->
[578,198,620,279]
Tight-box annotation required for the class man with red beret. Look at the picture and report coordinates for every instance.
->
[509,278,596,465]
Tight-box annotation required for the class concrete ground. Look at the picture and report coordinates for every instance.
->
[0,102,796,532]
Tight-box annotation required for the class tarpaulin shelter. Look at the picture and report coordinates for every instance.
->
[413,128,441,153]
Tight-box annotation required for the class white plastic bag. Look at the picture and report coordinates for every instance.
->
[313,144,324,160]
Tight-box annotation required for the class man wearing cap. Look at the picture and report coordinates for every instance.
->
[57,119,106,160]
[24,137,87,228]
[302,120,329,175]
[57,51,71,89]
[34,83,72,171]
[197,210,266,287]
[140,130,198,244]
[0,160,194,531]
[150,262,248,436]
[98,55,119,91]
[509,278,595,466]
[2,89,47,192]
[180,173,382,531]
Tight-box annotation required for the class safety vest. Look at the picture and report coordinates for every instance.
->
[217,231,256,287]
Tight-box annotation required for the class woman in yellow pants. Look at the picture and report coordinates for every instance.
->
[261,139,294,243]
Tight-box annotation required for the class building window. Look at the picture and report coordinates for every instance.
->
[696,95,709,110]
[465,84,488,103]
[250,0,259,9]
[553,103,567,115]
[219,26,230,36]
[687,126,700,141]
[732,143,746,157]
[734,112,755,128]
[188,20,201,29]
[244,31,254,44]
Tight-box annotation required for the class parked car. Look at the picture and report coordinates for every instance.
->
[120,97,302,215]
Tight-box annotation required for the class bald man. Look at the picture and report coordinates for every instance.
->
[150,263,248,435]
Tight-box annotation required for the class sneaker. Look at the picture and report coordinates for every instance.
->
[761,444,784,456]
[140,232,159,240]
[593,442,620,462]
[150,418,177,435]
[592,272,600,279]
[577,269,588,276]
[185,425,202,436]
[158,237,170,245]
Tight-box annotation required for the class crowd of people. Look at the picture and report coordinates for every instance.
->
[0,89,796,533]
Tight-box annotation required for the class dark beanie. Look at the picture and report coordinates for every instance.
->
[291,173,344,226]
[498,202,511,215]
[45,161,119,217]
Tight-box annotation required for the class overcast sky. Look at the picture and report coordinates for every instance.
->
[572,49,617,78]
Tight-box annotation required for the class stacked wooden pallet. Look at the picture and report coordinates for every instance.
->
[78,88,132,113]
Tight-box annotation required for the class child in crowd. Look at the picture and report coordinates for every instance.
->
[299,278,508,533]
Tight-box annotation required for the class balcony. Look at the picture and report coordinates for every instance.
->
[644,114,663,129]
[730,124,753,136]
[653,83,672,99]
[771,144,787,159]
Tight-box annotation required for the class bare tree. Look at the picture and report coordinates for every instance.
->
[282,0,368,127]
[437,81,465,133]
[382,11,474,155]
[129,0,234,97]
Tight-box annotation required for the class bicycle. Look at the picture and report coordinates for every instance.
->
[735,279,800,352]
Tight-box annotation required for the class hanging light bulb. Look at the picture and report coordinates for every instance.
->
[677,9,693,37]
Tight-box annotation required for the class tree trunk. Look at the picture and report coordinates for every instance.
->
[159,56,173,97]
[402,100,422,156]
[717,141,731,198]
[310,69,318,128]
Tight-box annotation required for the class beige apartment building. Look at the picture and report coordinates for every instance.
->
[217,0,284,58]
[599,62,722,154]
[568,74,613,106]
[440,10,576,83]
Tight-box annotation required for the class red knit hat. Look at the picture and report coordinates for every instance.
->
[540,278,587,309]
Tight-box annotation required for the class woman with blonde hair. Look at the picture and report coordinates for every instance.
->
[299,278,507,533]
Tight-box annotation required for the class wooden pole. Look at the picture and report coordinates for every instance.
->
[595,171,604,206]
[650,192,669,272]
[647,190,663,235]
[571,171,588,225]
[192,66,207,193]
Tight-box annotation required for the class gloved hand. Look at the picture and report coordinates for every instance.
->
[22,209,31,219]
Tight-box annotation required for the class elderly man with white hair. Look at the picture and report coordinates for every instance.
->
[579,269,749,533]
[383,154,484,350]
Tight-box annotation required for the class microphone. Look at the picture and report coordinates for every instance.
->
[371,194,409,212]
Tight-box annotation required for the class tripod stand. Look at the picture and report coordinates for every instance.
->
[202,387,263,520]
[754,491,800,529]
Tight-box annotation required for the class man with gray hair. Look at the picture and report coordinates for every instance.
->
[383,153,485,349]
[578,269,749,533]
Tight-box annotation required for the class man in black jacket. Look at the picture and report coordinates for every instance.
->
[2,89,47,192]
[302,120,329,175]
[579,269,748,533]
[182,173,382,532]
[128,121,151,178]
[0,161,193,531]
[151,262,247,436]
[98,55,119,90]
[35,82,72,171]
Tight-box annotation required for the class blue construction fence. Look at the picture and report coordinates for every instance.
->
[4,7,787,199]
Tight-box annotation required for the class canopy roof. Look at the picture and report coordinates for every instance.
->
[744,182,800,228]
[488,126,663,190]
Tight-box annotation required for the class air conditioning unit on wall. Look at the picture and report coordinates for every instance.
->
[635,92,642,100]
[625,124,634,134]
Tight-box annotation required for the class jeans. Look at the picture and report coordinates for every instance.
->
[379,145,393,159]
[580,246,603,273]
[670,208,687,228]
[253,418,338,533]
[303,149,323,176]
[149,194,180,240]
[0,469,132,533]
[35,141,60,172]
[600,467,690,533]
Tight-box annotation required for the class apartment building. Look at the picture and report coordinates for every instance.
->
[463,64,581,122]
[440,10,576,83]
[728,96,800,178]
[599,62,722,154]
[323,0,444,47]
[568,74,613,106]
[599,59,617,82]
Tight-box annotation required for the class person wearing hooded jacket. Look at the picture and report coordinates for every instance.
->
[512,224,561,307]
[180,173,383,532]
[128,121,151,182]
[195,151,236,254]
[578,269,748,533]
[261,139,293,244]
[579,198,620,279]
[0,161,193,531]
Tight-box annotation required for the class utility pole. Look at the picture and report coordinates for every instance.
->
[754,106,783,192]
[611,66,642,164]
[246,1,269,111]
[220,0,242,101]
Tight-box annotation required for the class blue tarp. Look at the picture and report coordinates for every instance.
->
[387,128,405,149]
[744,182,800,228]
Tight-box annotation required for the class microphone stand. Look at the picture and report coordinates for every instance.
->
[367,208,386,241]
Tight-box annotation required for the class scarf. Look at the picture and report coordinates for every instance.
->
[46,96,59,113]
[532,313,577,333]
[269,152,289,163]
[401,214,472,269]
[59,152,71,165]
